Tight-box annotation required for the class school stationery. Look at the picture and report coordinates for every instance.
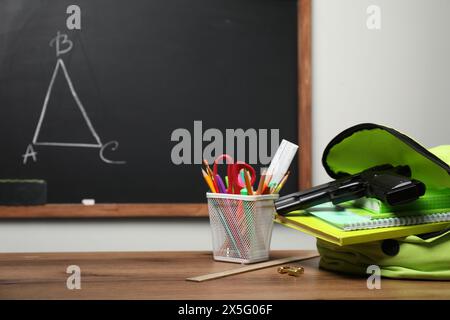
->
[207,193,279,263]
[202,151,294,196]
[275,212,450,246]
[212,154,256,194]
[306,203,450,231]
[201,145,296,264]
[273,171,290,194]
[215,174,227,194]
[260,175,273,195]
[202,159,219,191]
[243,170,254,195]
[186,253,319,282]
[202,159,214,178]
[201,169,216,193]
[266,139,298,187]
[354,188,450,214]
[256,171,267,195]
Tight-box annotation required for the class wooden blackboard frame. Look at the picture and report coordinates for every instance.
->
[0,0,311,218]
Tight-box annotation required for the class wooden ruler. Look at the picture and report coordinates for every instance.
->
[186,253,319,282]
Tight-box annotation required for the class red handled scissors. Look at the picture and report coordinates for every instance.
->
[212,154,257,194]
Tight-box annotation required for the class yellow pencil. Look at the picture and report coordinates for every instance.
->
[202,169,217,193]
[203,159,219,191]
[274,171,290,194]
[203,159,214,178]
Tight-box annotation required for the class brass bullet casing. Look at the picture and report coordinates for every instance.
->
[277,266,304,277]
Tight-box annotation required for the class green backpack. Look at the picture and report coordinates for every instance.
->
[318,228,450,280]
[317,124,450,280]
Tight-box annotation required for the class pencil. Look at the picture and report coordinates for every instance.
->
[261,174,272,194]
[215,174,227,194]
[268,181,277,194]
[256,174,266,195]
[203,159,219,191]
[202,159,213,176]
[274,171,290,194]
[243,169,254,195]
[202,169,217,193]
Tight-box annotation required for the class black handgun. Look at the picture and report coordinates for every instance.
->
[275,164,426,216]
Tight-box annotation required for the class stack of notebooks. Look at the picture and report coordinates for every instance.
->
[275,189,450,246]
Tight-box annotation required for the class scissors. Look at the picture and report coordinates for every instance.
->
[213,154,257,194]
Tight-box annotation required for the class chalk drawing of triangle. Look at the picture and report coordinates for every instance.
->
[32,58,103,148]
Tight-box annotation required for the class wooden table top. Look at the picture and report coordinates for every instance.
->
[0,250,449,300]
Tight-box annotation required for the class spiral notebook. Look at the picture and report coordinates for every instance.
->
[275,213,450,246]
[306,204,450,231]
[354,189,450,214]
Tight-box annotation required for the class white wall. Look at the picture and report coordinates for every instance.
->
[0,219,317,252]
[312,0,450,183]
[0,0,449,252]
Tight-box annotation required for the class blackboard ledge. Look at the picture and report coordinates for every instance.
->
[0,204,208,219]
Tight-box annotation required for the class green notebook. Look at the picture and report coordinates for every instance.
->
[304,203,450,231]
[354,189,450,214]
[275,212,450,246]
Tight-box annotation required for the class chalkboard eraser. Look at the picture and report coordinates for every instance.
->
[0,180,47,205]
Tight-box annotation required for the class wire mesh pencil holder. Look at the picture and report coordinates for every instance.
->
[206,193,279,264]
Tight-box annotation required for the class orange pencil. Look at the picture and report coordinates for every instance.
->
[261,174,272,194]
[202,169,217,193]
[244,169,254,195]
[256,174,266,195]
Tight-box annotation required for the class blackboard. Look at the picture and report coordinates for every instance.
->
[0,0,306,212]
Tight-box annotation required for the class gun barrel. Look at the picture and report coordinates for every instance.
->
[275,180,365,215]
[275,165,426,216]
